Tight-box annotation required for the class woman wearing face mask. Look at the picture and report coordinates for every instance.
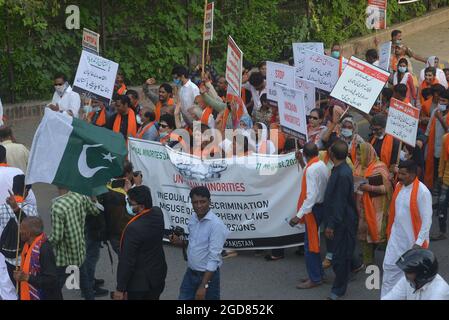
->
[393,58,417,104]
[339,117,365,165]
[307,108,327,149]
[253,122,276,155]
[419,56,448,89]
[354,142,392,266]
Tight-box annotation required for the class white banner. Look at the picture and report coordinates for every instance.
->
[330,56,390,114]
[82,28,100,55]
[295,77,316,115]
[292,42,324,78]
[303,50,340,93]
[276,84,308,142]
[266,61,295,105]
[225,36,243,97]
[72,50,119,104]
[128,139,305,250]
[385,98,419,147]
[378,41,392,71]
[204,2,214,41]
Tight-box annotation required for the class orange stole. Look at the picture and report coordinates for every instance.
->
[155,98,174,122]
[120,209,151,251]
[387,179,429,248]
[88,108,106,127]
[371,135,394,167]
[201,107,213,126]
[361,161,381,242]
[113,109,137,138]
[20,233,45,300]
[136,121,157,139]
[296,157,321,253]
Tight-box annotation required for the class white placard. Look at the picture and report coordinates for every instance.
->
[330,56,390,114]
[295,77,316,115]
[129,139,305,250]
[204,2,214,41]
[72,50,119,104]
[293,42,324,78]
[225,36,243,97]
[378,41,392,71]
[303,50,340,93]
[266,61,295,104]
[276,84,308,142]
[82,28,100,55]
[385,98,419,147]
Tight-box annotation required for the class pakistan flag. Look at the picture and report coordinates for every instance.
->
[26,109,127,196]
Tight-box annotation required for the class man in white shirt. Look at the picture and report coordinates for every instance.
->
[49,73,81,117]
[244,72,266,112]
[382,248,449,300]
[381,160,433,298]
[0,126,29,173]
[0,253,17,300]
[289,142,329,289]
[172,65,199,128]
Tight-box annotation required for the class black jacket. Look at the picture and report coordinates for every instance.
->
[116,207,167,294]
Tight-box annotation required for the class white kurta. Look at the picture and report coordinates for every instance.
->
[381,181,432,298]
[0,253,17,300]
[382,274,449,300]
[51,85,81,117]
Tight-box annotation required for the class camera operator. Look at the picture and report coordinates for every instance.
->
[170,186,229,300]
[112,186,167,300]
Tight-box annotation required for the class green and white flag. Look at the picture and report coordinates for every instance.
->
[26,109,127,196]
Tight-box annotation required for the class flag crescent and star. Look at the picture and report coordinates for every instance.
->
[77,144,116,178]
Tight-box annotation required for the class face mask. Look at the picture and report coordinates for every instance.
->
[331,51,340,59]
[439,104,447,112]
[125,197,138,216]
[173,79,182,86]
[400,150,408,161]
[395,40,401,45]
[136,115,142,125]
[377,133,385,139]
[341,128,353,138]
[83,105,92,114]
[54,85,65,94]
[398,66,407,73]
[160,132,169,138]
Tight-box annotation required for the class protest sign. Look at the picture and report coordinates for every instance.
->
[378,41,392,71]
[303,50,340,93]
[129,139,305,249]
[72,50,119,104]
[385,98,419,147]
[330,56,390,114]
[204,2,214,41]
[366,0,387,30]
[82,28,100,55]
[295,77,316,115]
[292,42,324,78]
[276,84,308,142]
[266,61,295,106]
[225,36,243,97]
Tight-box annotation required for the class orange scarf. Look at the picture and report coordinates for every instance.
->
[88,108,106,127]
[296,157,321,253]
[421,98,433,118]
[371,135,394,167]
[269,123,286,152]
[155,98,174,122]
[443,133,449,161]
[350,140,357,164]
[120,209,151,251]
[20,233,45,300]
[222,106,244,132]
[362,161,381,242]
[113,109,137,138]
[117,84,127,95]
[387,179,428,248]
[201,107,213,126]
[424,115,449,189]
[136,121,157,139]
[419,79,439,106]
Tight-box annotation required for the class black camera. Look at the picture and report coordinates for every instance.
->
[170,226,185,237]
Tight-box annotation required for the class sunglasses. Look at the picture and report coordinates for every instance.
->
[133,171,142,177]
[160,123,169,129]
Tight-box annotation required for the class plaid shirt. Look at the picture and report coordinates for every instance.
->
[0,201,38,266]
[49,192,99,267]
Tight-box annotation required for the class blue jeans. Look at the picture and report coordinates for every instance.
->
[304,204,324,283]
[79,230,101,300]
[179,268,220,300]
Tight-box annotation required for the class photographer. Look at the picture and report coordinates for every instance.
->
[170,186,229,300]
[112,186,167,300]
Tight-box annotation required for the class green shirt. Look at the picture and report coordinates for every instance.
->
[49,192,99,267]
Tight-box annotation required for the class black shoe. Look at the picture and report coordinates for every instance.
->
[94,278,105,287]
[94,287,109,297]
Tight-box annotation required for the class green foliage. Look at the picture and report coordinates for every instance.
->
[1,0,448,102]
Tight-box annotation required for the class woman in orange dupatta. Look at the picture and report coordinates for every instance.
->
[354,142,392,266]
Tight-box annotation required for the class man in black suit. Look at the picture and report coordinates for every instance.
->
[112,186,167,300]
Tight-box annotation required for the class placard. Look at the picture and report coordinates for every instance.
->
[225,36,243,97]
[82,28,100,55]
[385,98,419,147]
[303,50,340,93]
[378,41,392,71]
[292,42,324,78]
[295,77,316,115]
[204,2,214,41]
[276,84,308,142]
[266,61,295,105]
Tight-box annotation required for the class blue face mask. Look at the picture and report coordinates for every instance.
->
[173,79,182,86]
[125,196,137,216]
[331,51,340,59]
[398,66,407,73]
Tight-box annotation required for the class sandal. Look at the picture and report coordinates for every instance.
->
[264,255,284,261]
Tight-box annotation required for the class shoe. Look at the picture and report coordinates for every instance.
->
[296,280,322,289]
[94,278,105,287]
[222,250,238,259]
[264,255,284,261]
[93,287,109,297]
[430,233,447,241]
[327,293,343,300]
[352,264,366,273]
[322,258,332,269]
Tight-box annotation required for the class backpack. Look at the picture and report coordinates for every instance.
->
[0,204,26,259]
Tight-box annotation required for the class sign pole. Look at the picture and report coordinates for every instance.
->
[201,0,208,79]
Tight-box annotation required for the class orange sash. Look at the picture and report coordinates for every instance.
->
[362,161,381,242]
[350,140,357,164]
[387,179,428,248]
[371,135,394,167]
[20,233,45,300]
[120,209,151,251]
[424,115,449,189]
[296,157,321,253]
[421,98,433,118]
[269,123,286,152]
[88,108,106,127]
[155,98,174,122]
[419,79,439,106]
[117,84,127,95]
[136,121,157,139]
[443,133,449,162]
[201,107,213,126]
[113,109,137,138]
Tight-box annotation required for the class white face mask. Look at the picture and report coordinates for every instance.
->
[54,85,65,94]
[400,150,408,161]
[341,128,353,138]
[136,115,143,125]
[439,104,447,112]
[160,131,169,138]
[83,105,93,114]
